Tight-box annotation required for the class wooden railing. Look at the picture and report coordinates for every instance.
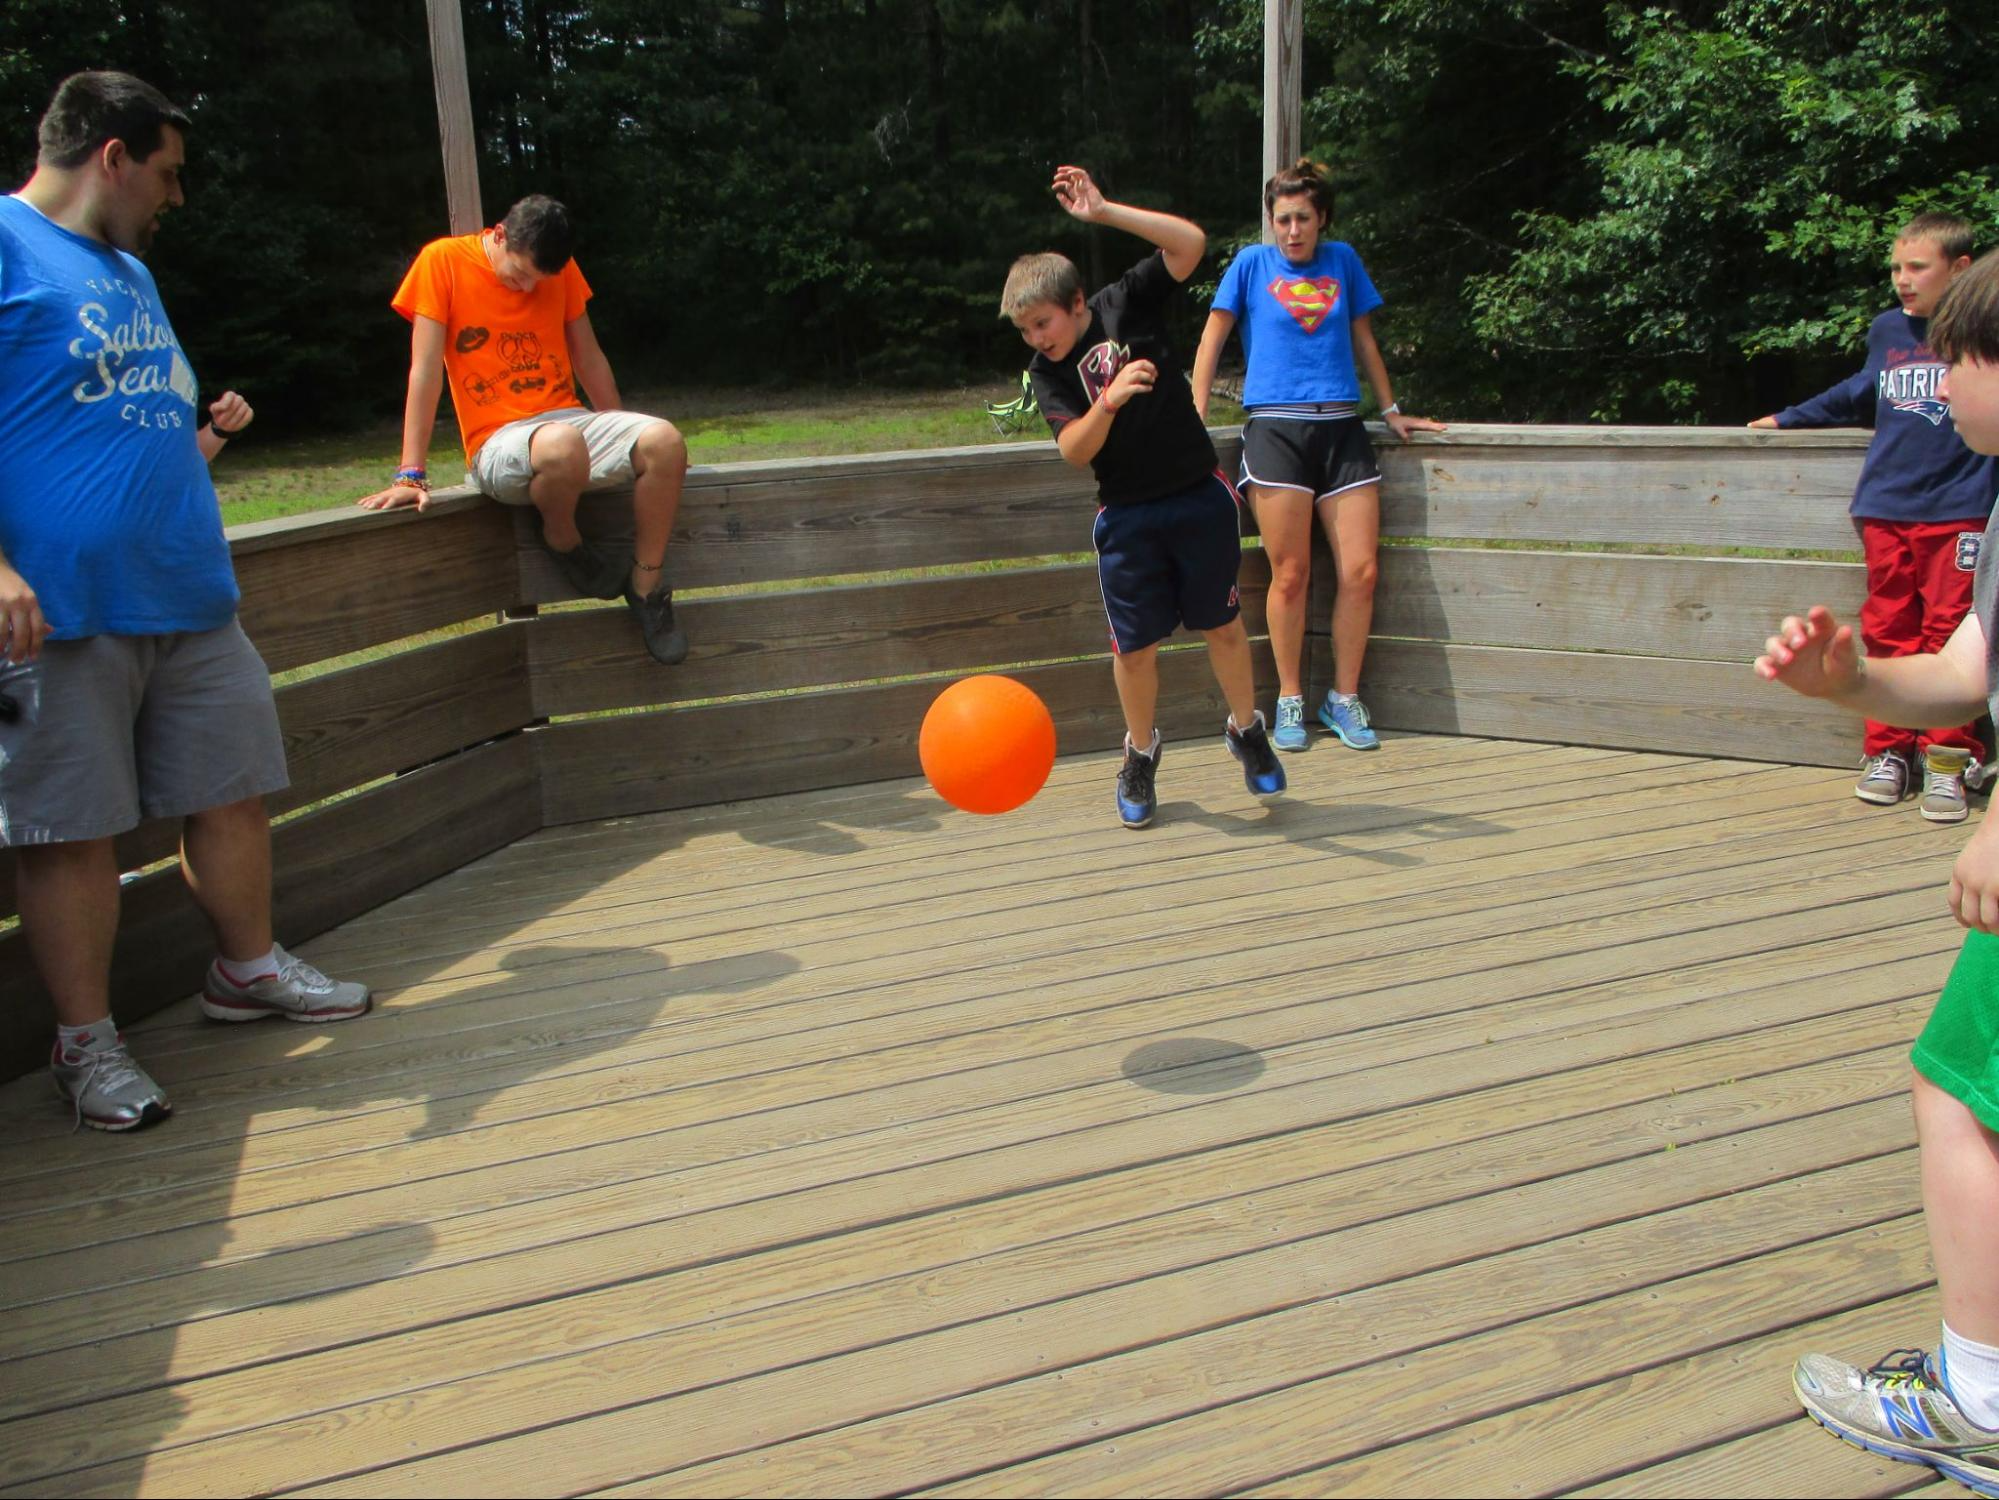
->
[0,424,1870,1075]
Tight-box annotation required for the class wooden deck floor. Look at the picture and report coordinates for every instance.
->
[0,733,1982,1498]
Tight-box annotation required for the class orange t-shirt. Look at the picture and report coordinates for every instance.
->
[391,232,594,461]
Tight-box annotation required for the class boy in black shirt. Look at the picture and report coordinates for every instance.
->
[1004,165,1284,828]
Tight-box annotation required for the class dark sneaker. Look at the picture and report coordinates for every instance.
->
[624,581,689,665]
[544,534,627,600]
[51,1033,171,1132]
[1225,712,1287,800]
[1116,732,1160,829]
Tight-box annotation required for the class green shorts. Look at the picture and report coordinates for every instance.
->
[1914,927,1999,1133]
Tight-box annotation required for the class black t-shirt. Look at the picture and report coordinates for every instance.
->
[1029,251,1219,506]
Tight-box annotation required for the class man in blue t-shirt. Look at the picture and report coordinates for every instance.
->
[0,72,371,1133]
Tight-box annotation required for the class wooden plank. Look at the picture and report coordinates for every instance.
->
[1565,1415,1918,1498]
[233,502,517,674]
[526,554,1272,718]
[535,644,1277,825]
[1374,438,1866,551]
[2,1039,1923,1495]
[254,1119,1922,1498]
[425,0,483,235]
[1328,548,1866,661]
[1354,639,1863,767]
[0,736,539,1080]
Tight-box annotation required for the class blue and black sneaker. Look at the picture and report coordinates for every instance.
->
[1225,712,1287,800]
[1116,732,1160,829]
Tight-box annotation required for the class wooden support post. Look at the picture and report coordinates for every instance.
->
[426,0,483,235]
[1261,0,1302,243]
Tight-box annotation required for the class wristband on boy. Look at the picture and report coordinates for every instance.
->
[394,467,430,492]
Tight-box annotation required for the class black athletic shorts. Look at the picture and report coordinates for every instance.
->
[1238,414,1380,502]
[1091,470,1244,655]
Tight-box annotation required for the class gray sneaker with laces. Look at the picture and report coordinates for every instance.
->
[1922,746,1973,824]
[1855,750,1911,805]
[201,945,372,1024]
[51,1033,171,1132]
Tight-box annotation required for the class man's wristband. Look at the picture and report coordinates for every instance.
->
[1382,402,1402,417]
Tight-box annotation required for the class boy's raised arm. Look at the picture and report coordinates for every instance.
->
[1052,165,1204,282]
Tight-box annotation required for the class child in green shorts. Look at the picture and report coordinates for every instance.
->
[1756,249,1999,1498]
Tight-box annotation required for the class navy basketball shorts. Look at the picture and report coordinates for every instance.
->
[1090,471,1244,655]
[1239,414,1380,503]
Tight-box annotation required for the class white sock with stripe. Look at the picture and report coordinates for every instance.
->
[1942,1323,1999,1429]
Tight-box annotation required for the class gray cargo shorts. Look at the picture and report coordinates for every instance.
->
[0,620,290,847]
[470,408,670,504]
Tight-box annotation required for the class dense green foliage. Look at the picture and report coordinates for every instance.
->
[3,0,1993,430]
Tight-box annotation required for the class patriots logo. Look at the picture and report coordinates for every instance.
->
[1269,276,1341,333]
[1880,361,1949,427]
[1959,532,1982,572]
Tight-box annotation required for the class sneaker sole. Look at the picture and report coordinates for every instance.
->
[1797,1393,1999,1497]
[1120,814,1154,829]
[201,992,373,1024]
[1273,736,1309,754]
[1921,805,1971,824]
[1855,785,1907,805]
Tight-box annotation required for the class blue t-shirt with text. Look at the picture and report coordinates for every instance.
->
[1212,241,1384,409]
[0,195,236,638]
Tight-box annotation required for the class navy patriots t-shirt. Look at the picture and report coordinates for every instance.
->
[1030,251,1218,507]
[1778,308,1999,525]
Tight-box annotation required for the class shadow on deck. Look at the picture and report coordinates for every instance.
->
[0,733,1973,1498]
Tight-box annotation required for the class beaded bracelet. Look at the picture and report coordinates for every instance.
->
[394,467,430,492]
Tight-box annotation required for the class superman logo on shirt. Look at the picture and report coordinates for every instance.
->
[1268,276,1342,333]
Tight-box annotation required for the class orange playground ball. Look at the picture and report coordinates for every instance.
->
[920,675,1057,815]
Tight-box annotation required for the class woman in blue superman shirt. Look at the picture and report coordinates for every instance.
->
[1192,159,1445,754]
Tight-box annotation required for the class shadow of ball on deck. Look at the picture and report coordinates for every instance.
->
[1121,1037,1267,1095]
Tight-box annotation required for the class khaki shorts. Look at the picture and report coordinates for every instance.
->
[0,621,289,847]
[469,408,669,505]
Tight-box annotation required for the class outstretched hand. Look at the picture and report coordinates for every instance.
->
[1753,605,1862,698]
[1052,165,1106,223]
[1385,412,1446,441]
[357,483,430,513]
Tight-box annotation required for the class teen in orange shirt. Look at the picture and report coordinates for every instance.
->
[359,195,688,664]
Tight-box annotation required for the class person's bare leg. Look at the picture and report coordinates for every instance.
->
[16,838,118,1028]
[627,421,688,597]
[1251,486,1314,700]
[528,421,591,552]
[1319,483,1382,696]
[1111,644,1161,746]
[1916,1073,1999,1346]
[1202,617,1258,728]
[181,795,273,964]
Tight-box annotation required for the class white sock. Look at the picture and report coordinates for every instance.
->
[1228,711,1263,734]
[56,1017,118,1054]
[217,946,280,985]
[1942,1323,1999,1428]
[1125,729,1160,760]
[1329,689,1357,705]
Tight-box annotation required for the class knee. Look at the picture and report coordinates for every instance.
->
[1268,556,1311,604]
[531,424,589,481]
[187,795,269,835]
[636,421,687,476]
[1339,556,1379,597]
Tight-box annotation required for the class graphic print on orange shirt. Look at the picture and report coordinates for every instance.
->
[391,233,592,461]
[1267,275,1342,333]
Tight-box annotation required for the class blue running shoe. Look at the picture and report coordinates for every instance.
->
[1794,1349,1999,1497]
[1116,732,1160,829]
[1271,695,1308,752]
[1318,691,1379,750]
[1225,713,1287,800]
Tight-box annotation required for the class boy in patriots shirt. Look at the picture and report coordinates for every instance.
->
[1753,212,1999,822]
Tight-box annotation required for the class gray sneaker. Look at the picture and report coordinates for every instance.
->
[51,1033,171,1132]
[1795,1349,1999,1496]
[1922,747,1974,824]
[201,945,372,1024]
[1855,751,1911,805]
